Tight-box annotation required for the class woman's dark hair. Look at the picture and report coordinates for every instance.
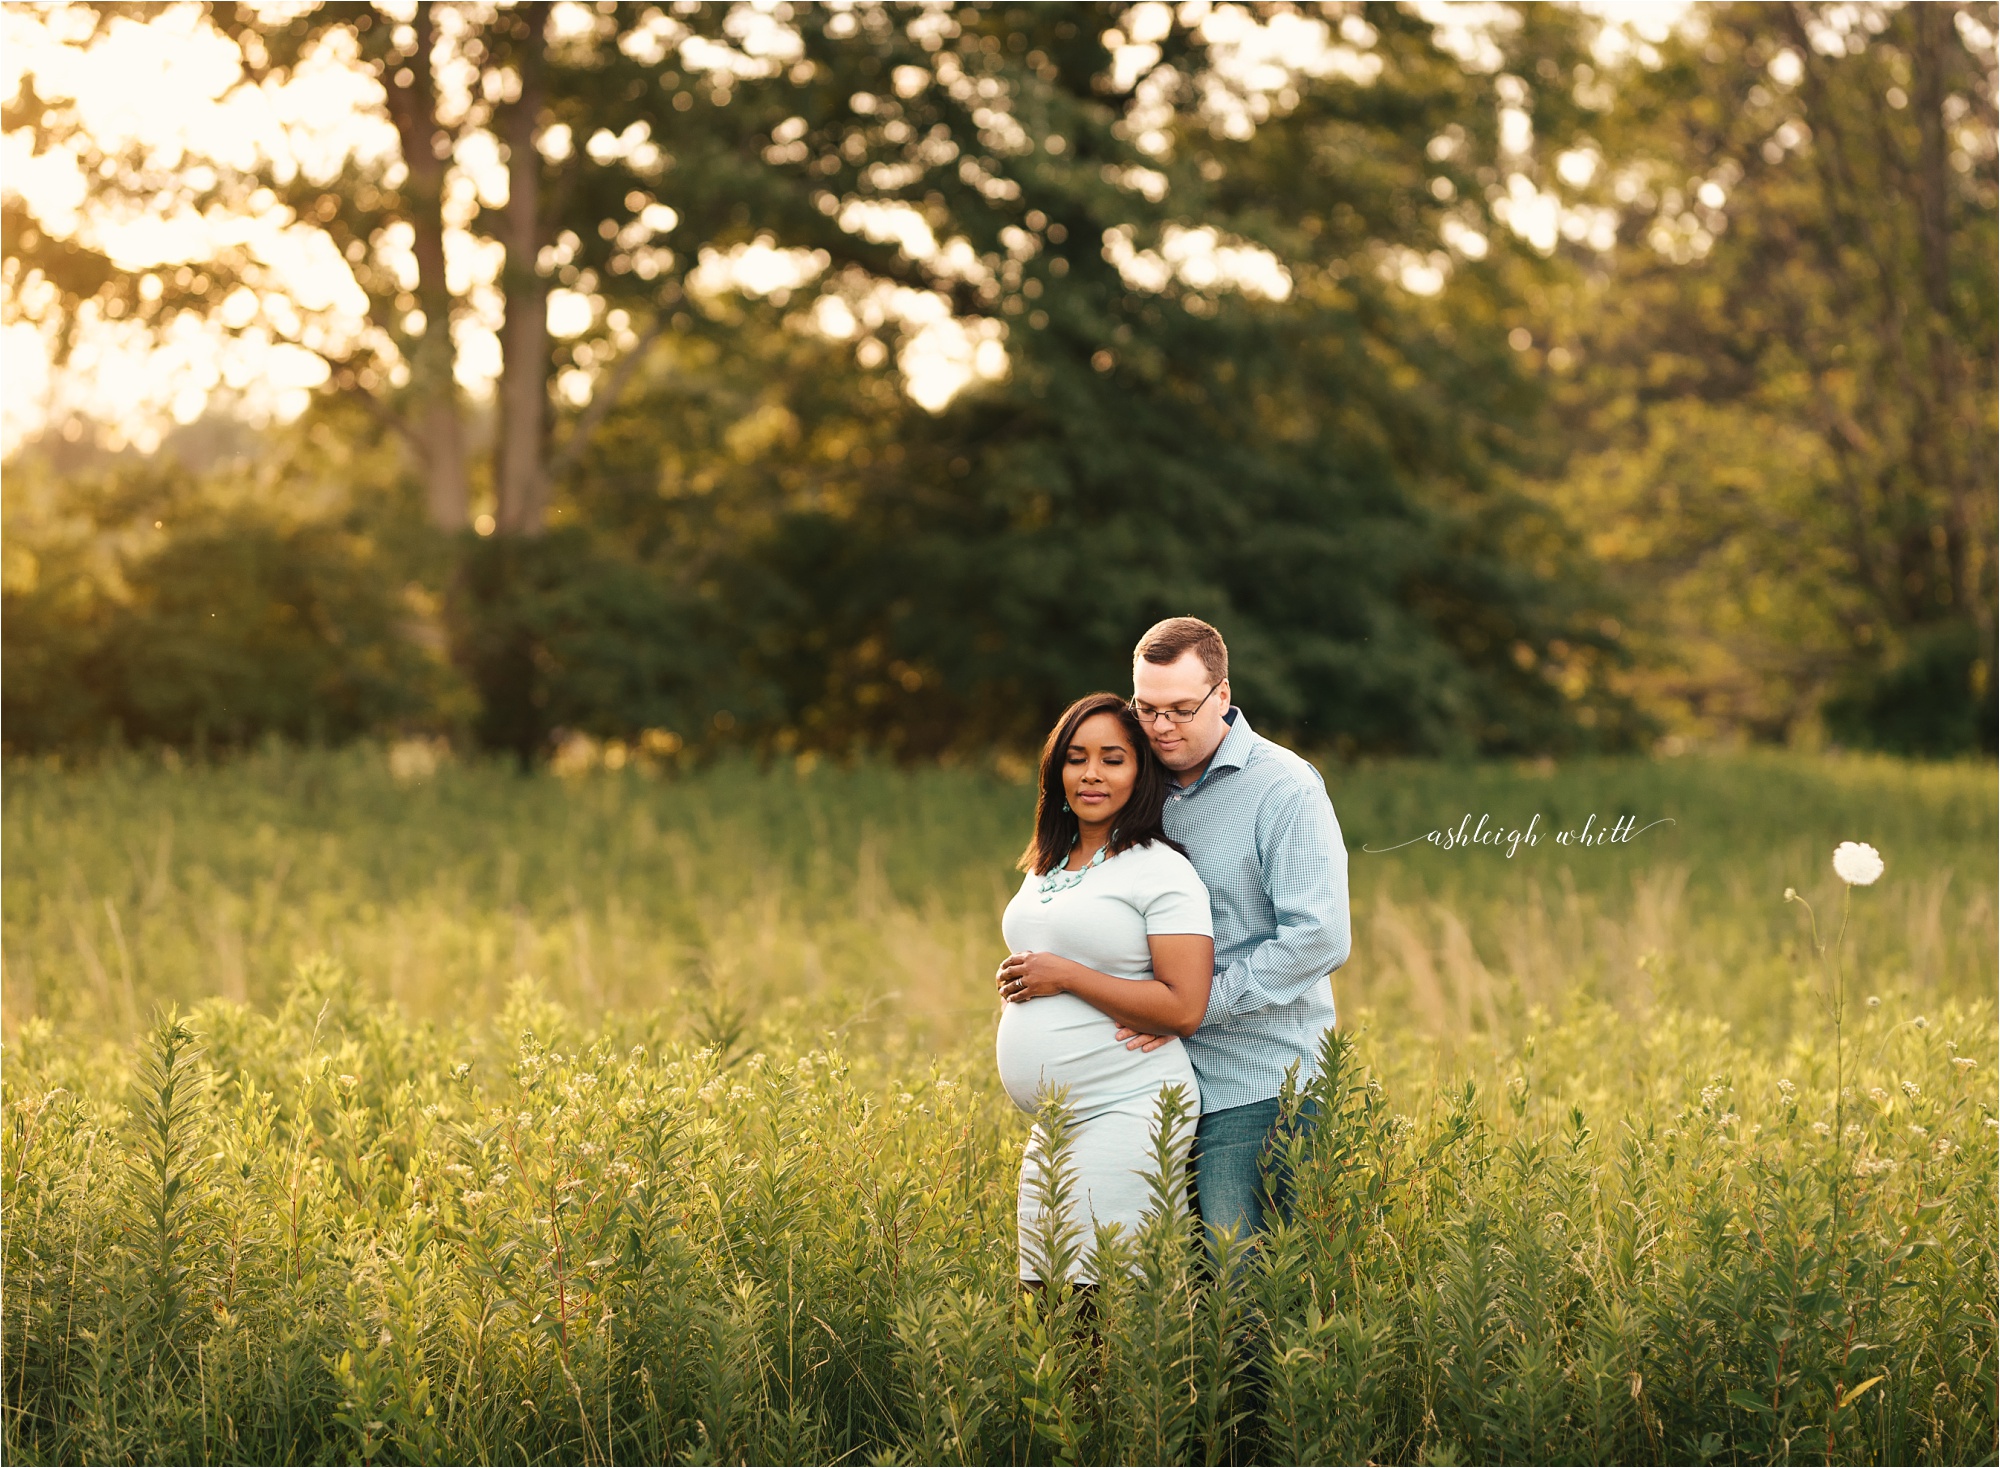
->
[1017,692,1186,876]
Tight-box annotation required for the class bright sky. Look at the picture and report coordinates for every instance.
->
[0,1,1692,457]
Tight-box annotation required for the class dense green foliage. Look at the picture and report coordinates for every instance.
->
[6,3,1992,762]
[4,962,1994,1464]
[1544,2,1998,754]
[1,456,455,752]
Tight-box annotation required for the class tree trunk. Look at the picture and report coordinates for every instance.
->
[384,2,470,531]
[496,3,552,537]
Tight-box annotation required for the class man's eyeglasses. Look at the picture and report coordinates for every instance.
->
[1130,681,1221,726]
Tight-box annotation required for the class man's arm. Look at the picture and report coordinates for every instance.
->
[1118,775,1349,1050]
[1203,777,1349,1024]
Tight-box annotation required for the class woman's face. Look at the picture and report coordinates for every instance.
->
[1062,711,1140,827]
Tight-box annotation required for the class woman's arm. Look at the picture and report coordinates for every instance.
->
[996,935,1214,1037]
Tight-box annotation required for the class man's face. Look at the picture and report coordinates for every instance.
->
[1131,651,1230,776]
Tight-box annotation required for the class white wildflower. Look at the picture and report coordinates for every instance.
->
[1908,1124,1928,1138]
[1867,1087,1890,1105]
[1953,1057,1977,1071]
[460,1189,489,1208]
[1901,1080,1921,1098]
[1718,1112,1740,1128]
[1984,1117,1999,1131]
[1933,1136,1955,1158]
[1832,841,1884,886]
[1811,1121,1831,1136]
[338,1074,359,1090]
[1776,1078,1797,1099]
[1783,886,1797,901]
[1913,1015,1928,1030]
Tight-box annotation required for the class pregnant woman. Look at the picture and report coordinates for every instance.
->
[994,691,1214,1283]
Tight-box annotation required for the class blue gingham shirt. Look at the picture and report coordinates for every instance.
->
[1162,707,1350,1113]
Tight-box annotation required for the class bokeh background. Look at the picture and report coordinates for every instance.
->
[5,0,1994,769]
[3,17,1996,1462]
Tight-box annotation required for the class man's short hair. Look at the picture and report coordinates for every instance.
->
[1133,617,1228,684]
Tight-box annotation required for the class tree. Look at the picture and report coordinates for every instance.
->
[5,1,1656,760]
[1540,1,1997,752]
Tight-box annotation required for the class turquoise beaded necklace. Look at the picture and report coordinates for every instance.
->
[1036,840,1108,902]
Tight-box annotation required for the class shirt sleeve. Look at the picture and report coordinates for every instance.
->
[1140,847,1214,937]
[1202,773,1351,1024]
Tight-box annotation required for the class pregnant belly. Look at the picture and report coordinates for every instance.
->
[995,994,1198,1119]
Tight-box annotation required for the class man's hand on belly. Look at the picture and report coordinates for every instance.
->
[1113,1026,1175,1053]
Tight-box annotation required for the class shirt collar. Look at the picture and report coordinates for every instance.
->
[1178,706,1256,793]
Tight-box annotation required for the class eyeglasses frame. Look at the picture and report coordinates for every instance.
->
[1129,680,1222,727]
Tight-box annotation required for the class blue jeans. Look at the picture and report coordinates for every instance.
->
[1191,1094,1321,1247]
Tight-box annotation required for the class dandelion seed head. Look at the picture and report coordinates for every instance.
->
[1865,995,1882,1008]
[1913,1015,1928,1030]
[1832,841,1884,886]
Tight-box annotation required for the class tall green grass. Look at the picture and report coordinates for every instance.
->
[2,747,1995,1463]
[4,745,1991,1046]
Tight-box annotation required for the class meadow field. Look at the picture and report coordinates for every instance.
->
[3,747,1995,1464]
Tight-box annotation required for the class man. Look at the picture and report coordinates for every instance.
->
[1121,616,1351,1244]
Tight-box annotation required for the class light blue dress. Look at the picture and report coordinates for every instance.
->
[995,839,1211,1281]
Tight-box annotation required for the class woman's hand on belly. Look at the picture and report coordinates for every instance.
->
[996,949,1086,1004]
[999,936,1213,1038]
